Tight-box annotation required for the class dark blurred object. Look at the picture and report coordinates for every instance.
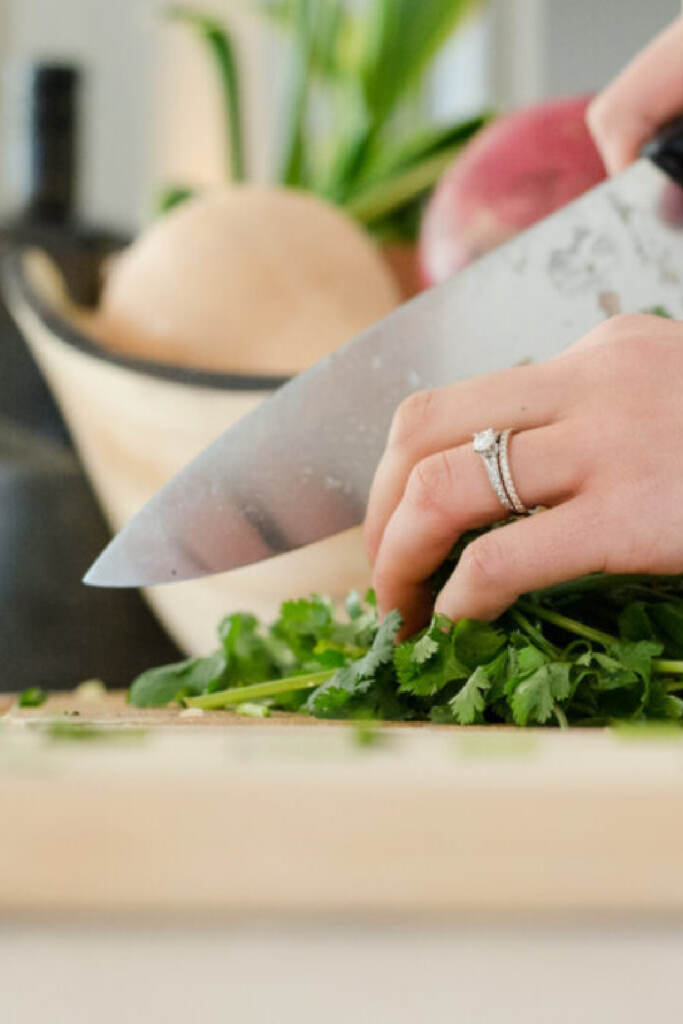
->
[1,417,180,690]
[0,62,181,690]
[658,180,683,227]
[24,64,78,225]
[0,62,125,443]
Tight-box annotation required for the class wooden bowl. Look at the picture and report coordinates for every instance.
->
[2,248,371,656]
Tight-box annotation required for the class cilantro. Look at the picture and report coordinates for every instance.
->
[128,651,226,707]
[128,538,683,728]
[236,701,271,718]
[394,614,468,697]
[642,305,672,318]
[18,687,47,708]
[306,610,402,718]
[449,666,492,725]
[508,662,571,726]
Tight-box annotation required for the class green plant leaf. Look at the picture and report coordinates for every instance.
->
[360,0,482,125]
[362,114,490,183]
[449,666,491,725]
[166,5,246,181]
[156,184,198,215]
[279,0,318,186]
[343,115,486,232]
[394,615,469,697]
[307,610,402,717]
[129,651,227,708]
[18,687,47,708]
[257,0,356,80]
[509,662,571,727]
[452,619,506,671]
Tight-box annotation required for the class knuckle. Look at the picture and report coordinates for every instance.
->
[406,452,454,517]
[591,314,651,374]
[609,311,652,337]
[596,312,642,344]
[459,533,508,589]
[604,311,639,334]
[388,390,437,451]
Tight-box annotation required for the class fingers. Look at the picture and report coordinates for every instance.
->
[364,361,565,566]
[587,17,683,174]
[372,423,584,635]
[434,498,605,623]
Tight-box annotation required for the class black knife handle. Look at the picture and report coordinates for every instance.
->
[643,117,683,187]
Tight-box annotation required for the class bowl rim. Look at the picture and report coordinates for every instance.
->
[1,246,292,392]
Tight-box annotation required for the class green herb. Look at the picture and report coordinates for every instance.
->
[642,305,673,318]
[18,687,47,708]
[352,720,386,748]
[236,702,272,718]
[129,650,227,708]
[161,0,487,240]
[129,536,683,727]
[43,722,148,743]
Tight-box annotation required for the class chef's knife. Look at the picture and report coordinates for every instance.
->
[85,122,683,588]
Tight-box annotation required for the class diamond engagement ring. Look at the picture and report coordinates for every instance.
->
[472,428,514,514]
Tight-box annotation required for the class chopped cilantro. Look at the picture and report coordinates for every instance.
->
[18,687,47,708]
[128,533,683,727]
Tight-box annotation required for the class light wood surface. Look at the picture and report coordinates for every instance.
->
[3,691,683,918]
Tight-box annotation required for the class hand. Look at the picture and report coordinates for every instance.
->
[588,17,683,174]
[364,314,683,636]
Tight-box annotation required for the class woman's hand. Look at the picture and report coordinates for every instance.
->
[588,16,683,173]
[364,314,683,636]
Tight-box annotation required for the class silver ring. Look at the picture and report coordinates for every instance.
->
[472,429,514,514]
[497,429,529,515]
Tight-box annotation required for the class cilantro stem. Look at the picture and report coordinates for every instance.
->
[553,705,569,730]
[516,602,616,647]
[517,602,683,677]
[508,608,559,658]
[658,661,683,680]
[184,670,335,710]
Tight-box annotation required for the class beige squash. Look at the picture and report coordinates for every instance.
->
[84,185,400,373]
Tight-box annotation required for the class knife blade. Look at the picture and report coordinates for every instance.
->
[85,148,683,588]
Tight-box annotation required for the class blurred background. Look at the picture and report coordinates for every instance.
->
[0,0,679,228]
[0,0,678,228]
[1,0,680,691]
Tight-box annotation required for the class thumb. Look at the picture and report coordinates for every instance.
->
[587,17,683,174]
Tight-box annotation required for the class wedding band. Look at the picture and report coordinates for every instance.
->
[497,428,529,515]
[472,428,515,514]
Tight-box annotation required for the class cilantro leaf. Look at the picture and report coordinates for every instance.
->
[509,662,571,726]
[649,603,683,658]
[394,614,469,697]
[126,534,683,727]
[449,666,491,725]
[218,612,278,687]
[452,619,506,669]
[306,610,402,718]
[129,651,226,707]
[18,686,47,708]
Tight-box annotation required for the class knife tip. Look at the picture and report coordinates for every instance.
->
[82,543,141,588]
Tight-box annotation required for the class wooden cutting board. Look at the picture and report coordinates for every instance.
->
[3,690,683,917]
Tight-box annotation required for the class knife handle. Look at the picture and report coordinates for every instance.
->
[643,118,683,187]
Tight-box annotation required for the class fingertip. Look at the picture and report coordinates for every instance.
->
[586,93,644,176]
